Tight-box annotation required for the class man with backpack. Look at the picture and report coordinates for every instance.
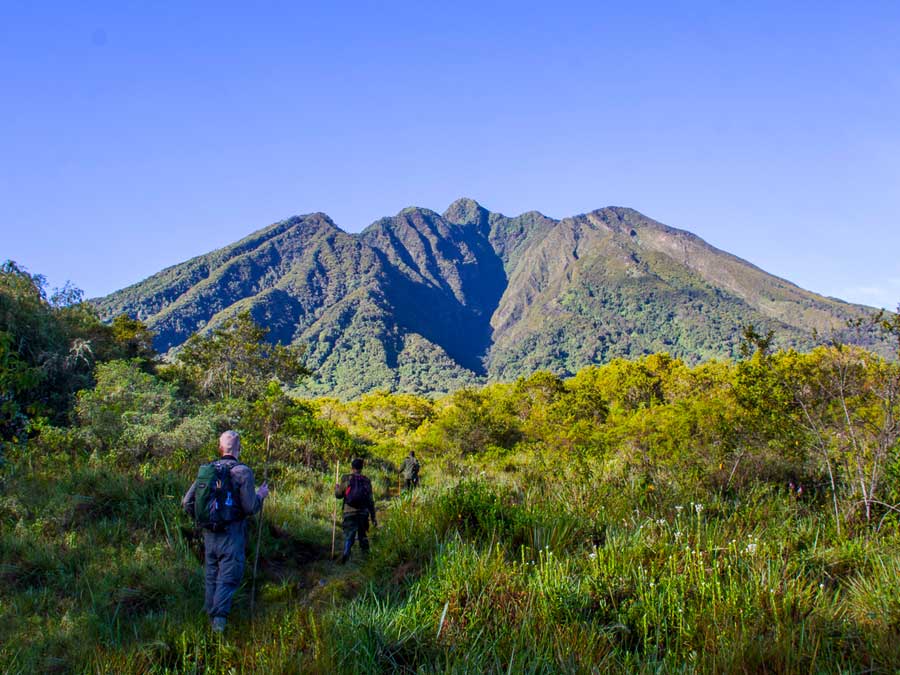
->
[182,430,269,633]
[399,450,420,490]
[334,457,377,564]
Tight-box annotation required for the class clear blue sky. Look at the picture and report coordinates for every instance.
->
[2,1,898,308]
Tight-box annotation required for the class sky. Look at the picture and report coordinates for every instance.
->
[2,1,898,309]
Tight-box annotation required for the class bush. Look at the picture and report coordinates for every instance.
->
[75,360,183,459]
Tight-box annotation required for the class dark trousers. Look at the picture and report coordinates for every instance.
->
[342,512,370,559]
[404,477,418,489]
[203,524,245,618]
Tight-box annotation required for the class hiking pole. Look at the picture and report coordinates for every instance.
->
[251,433,272,617]
[330,460,340,560]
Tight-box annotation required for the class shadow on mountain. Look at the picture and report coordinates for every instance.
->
[378,242,506,376]
[248,288,308,347]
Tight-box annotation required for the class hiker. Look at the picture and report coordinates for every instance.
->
[182,430,269,633]
[399,450,420,489]
[334,457,377,564]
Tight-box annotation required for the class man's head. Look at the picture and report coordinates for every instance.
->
[409,451,416,457]
[351,457,364,472]
[219,430,241,458]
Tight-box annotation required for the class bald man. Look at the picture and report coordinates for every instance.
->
[182,430,269,633]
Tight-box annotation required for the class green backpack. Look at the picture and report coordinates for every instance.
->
[194,460,245,531]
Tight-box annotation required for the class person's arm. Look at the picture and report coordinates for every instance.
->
[182,481,198,518]
[233,464,265,516]
[334,476,348,500]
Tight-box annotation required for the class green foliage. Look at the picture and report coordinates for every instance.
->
[75,360,183,459]
[110,314,157,364]
[423,388,521,456]
[0,261,159,444]
[4,289,900,672]
[175,311,310,402]
[0,331,41,450]
[326,390,435,442]
[94,203,895,399]
[440,479,531,545]
[316,476,900,674]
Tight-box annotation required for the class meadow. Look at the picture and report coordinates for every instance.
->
[3,435,900,673]
[2,262,899,673]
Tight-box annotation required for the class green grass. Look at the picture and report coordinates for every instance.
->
[3,451,900,673]
[319,474,900,673]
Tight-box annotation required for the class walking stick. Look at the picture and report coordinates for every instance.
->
[331,460,340,560]
[251,433,271,617]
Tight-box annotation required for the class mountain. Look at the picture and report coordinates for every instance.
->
[95,199,891,397]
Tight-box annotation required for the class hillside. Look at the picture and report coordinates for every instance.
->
[95,199,889,397]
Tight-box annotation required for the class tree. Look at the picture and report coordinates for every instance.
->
[0,332,40,454]
[585,355,671,413]
[0,260,125,427]
[787,345,900,525]
[425,388,521,455]
[110,315,157,364]
[175,311,310,401]
[75,359,182,457]
[351,390,435,440]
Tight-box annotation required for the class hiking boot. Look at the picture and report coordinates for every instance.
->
[338,553,349,565]
[211,616,227,633]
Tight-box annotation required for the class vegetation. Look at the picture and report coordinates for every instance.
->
[93,200,894,398]
[0,262,157,454]
[3,261,900,672]
[173,310,309,402]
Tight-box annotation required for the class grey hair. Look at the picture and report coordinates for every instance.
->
[219,430,241,455]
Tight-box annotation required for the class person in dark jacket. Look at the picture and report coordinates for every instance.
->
[182,430,268,633]
[399,450,420,489]
[334,457,377,564]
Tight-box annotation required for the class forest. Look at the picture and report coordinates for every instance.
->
[2,259,900,673]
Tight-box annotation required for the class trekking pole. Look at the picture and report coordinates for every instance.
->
[330,460,340,560]
[251,433,272,617]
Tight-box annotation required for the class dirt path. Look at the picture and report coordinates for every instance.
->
[252,483,407,614]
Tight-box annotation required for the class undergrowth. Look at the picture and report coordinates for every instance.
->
[3,453,900,673]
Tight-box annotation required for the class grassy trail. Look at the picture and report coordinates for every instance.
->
[80,474,410,674]
[7,459,900,674]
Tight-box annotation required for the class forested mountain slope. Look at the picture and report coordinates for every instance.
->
[95,199,889,396]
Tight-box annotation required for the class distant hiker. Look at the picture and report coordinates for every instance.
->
[182,430,269,633]
[399,450,420,489]
[334,457,377,564]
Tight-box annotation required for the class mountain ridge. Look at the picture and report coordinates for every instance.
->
[95,199,891,397]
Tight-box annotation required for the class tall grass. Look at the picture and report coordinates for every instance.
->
[3,451,900,673]
[317,470,900,673]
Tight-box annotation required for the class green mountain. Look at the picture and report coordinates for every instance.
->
[95,199,890,397]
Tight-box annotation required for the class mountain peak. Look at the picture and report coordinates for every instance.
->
[94,199,891,398]
[398,205,441,219]
[301,212,341,230]
[443,198,489,227]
